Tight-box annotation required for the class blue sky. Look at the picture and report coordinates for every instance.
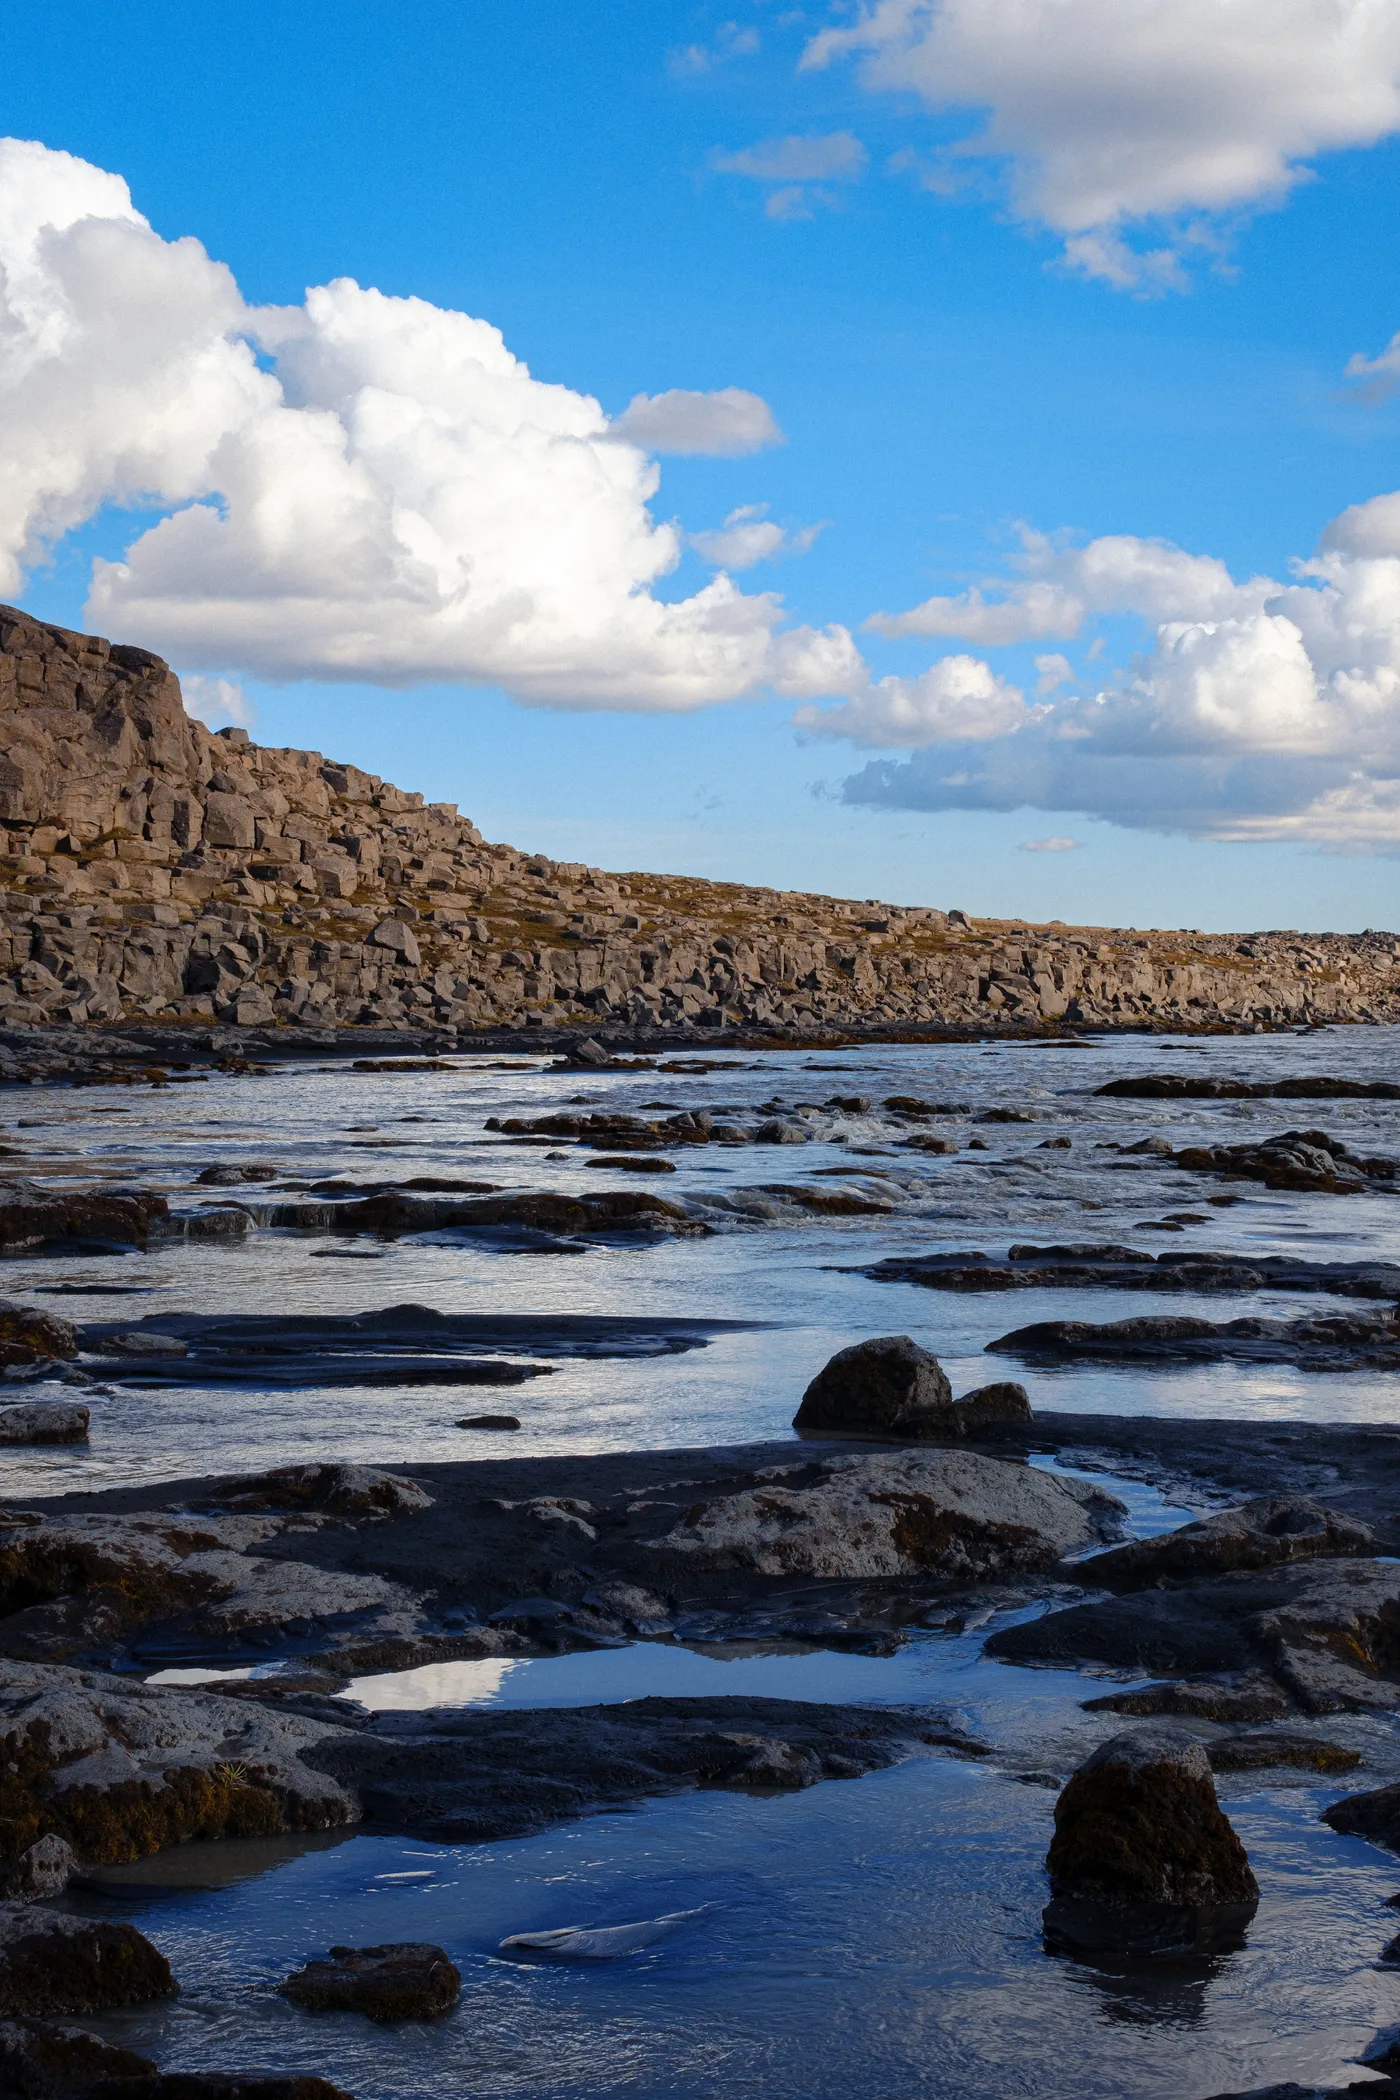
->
[6,1,1400,928]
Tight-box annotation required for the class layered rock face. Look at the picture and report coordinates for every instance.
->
[3,603,1398,1035]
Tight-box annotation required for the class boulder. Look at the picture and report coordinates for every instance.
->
[278,1941,461,2022]
[793,1335,953,1436]
[1085,1498,1376,1592]
[193,1463,432,1523]
[0,2016,155,2097]
[0,1663,358,1876]
[0,1904,175,2015]
[0,1836,78,1902]
[663,1449,1124,1580]
[1321,1777,1400,1853]
[1043,1728,1259,1958]
[948,1381,1033,1434]
[0,1404,89,1447]
[0,1304,79,1365]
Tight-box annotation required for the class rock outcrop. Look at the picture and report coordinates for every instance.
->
[2,603,1396,1038]
[661,1449,1123,1579]
[0,1905,175,2015]
[1042,1728,1260,1958]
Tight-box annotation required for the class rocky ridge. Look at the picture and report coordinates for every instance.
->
[2,604,1396,1038]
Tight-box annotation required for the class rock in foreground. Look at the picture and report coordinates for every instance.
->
[0,1403,88,1446]
[0,2016,155,2097]
[279,1942,461,2023]
[1043,1729,1259,1958]
[664,1449,1122,1579]
[793,1335,953,1435]
[0,1904,175,2015]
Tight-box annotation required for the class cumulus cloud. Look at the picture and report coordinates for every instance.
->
[794,653,1031,747]
[181,674,254,730]
[803,0,1400,285]
[609,386,783,456]
[690,504,825,569]
[832,499,1400,844]
[868,529,1270,643]
[0,138,851,711]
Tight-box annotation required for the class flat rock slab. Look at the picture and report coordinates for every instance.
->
[986,1309,1400,1371]
[1097,1075,1400,1099]
[69,1306,757,1388]
[307,1695,980,1845]
[987,1558,1400,1713]
[864,1245,1400,1300]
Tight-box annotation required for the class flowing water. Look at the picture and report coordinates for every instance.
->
[17,1025,1400,2097]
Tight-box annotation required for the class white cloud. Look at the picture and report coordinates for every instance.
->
[1021,836,1080,852]
[609,386,783,456]
[868,529,1270,642]
[794,652,1031,746]
[1345,331,1400,400]
[831,493,1400,845]
[0,139,844,711]
[711,131,868,182]
[691,504,825,568]
[671,22,761,74]
[1034,653,1074,696]
[803,0,1400,285]
[181,674,254,730]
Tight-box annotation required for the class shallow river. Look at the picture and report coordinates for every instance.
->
[16,1024,1400,2097]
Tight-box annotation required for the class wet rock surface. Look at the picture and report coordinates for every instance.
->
[792,1334,953,1435]
[1081,1498,1377,1590]
[1042,1728,1259,1958]
[309,1696,979,1845]
[1168,1129,1400,1195]
[987,1308,1400,1371]
[0,2015,156,2097]
[0,1402,89,1445]
[864,1243,1400,1299]
[278,1941,461,2022]
[0,1904,175,2014]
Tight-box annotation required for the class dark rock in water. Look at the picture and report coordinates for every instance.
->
[0,1303,79,1365]
[992,1559,1400,1714]
[864,1244,1400,1303]
[0,1403,89,1446]
[456,1413,521,1430]
[1170,1128,1399,1195]
[986,1309,1400,1371]
[309,1695,977,1845]
[0,1188,169,1256]
[1084,1498,1376,1591]
[793,1334,953,1435]
[195,1164,279,1185]
[1098,1073,1400,1100]
[1205,1732,1359,1774]
[0,2015,155,2097]
[1042,1728,1259,1958]
[948,1381,1032,1434]
[1322,1777,1400,1853]
[0,1904,176,2014]
[86,2078,357,2099]
[1083,1674,1292,1723]
[278,1940,461,2022]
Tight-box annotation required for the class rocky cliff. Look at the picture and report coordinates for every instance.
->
[1,602,1397,1037]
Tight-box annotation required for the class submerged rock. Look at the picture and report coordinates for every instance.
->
[1085,1498,1376,1591]
[1042,1728,1259,1958]
[278,1941,461,2023]
[0,1904,175,2015]
[792,1335,953,1435]
[663,1449,1123,1580]
[500,1906,710,1959]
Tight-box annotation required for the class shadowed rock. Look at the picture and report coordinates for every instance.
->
[0,2016,155,2097]
[1042,1728,1259,1959]
[792,1335,953,1435]
[1084,1498,1376,1591]
[662,1449,1123,1580]
[0,1905,175,2015]
[278,1941,461,2023]
[987,1309,1400,1371]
